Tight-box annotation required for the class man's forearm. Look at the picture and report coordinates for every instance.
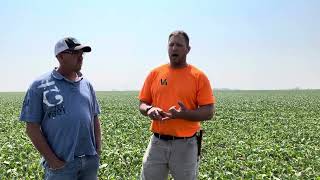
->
[26,122,61,163]
[94,116,102,155]
[177,104,215,122]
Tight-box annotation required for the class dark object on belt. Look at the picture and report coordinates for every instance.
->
[153,133,196,141]
[196,129,204,158]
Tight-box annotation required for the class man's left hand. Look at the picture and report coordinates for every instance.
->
[167,101,188,119]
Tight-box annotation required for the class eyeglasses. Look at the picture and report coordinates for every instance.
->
[61,50,84,55]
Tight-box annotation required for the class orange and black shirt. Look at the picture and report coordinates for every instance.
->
[139,64,216,137]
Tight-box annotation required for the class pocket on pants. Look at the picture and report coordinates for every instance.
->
[151,136,161,145]
[43,161,67,172]
[92,154,101,168]
[187,137,197,145]
[48,164,67,171]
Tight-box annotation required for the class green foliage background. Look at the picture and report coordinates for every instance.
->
[0,90,319,179]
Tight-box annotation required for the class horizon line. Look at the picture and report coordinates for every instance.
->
[1,88,320,93]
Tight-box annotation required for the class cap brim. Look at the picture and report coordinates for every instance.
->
[74,45,91,52]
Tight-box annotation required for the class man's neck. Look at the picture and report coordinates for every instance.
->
[57,67,78,81]
[169,62,188,69]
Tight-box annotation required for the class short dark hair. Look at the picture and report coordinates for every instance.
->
[168,30,190,47]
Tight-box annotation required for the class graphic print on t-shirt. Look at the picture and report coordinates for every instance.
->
[38,80,66,119]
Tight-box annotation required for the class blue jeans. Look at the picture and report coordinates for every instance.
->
[43,155,100,180]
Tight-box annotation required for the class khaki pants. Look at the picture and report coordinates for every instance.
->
[141,135,198,180]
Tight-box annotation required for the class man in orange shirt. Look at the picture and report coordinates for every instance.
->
[139,30,216,180]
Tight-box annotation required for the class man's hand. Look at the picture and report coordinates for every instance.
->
[168,101,214,121]
[47,158,65,170]
[26,122,67,171]
[147,107,170,121]
[167,101,188,119]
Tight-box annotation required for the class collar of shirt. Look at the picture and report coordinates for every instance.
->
[52,68,83,83]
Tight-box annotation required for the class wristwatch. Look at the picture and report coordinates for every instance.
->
[146,106,153,113]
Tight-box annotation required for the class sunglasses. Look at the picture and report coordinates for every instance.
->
[62,50,84,55]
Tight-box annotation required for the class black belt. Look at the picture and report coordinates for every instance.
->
[153,133,196,141]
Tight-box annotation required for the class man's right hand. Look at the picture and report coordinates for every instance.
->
[147,107,171,121]
[26,122,66,171]
[48,158,66,170]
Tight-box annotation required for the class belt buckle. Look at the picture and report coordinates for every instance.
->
[77,154,86,158]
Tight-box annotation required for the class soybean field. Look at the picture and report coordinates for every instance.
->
[0,90,319,179]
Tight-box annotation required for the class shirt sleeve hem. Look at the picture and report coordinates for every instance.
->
[19,116,42,123]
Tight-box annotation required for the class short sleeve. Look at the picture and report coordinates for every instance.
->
[197,73,216,106]
[89,83,101,116]
[138,71,154,104]
[20,87,43,123]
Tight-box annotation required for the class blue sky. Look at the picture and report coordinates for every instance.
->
[1,0,319,91]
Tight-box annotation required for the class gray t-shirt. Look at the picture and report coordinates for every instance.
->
[20,69,101,162]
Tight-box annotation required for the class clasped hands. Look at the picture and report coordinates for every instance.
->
[147,101,187,121]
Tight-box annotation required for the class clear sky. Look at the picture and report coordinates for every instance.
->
[1,0,319,91]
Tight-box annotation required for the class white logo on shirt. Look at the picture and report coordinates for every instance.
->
[38,80,64,107]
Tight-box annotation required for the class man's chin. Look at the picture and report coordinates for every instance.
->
[170,61,183,68]
[75,67,82,72]
[170,58,181,64]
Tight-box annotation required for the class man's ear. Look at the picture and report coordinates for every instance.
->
[187,46,191,53]
[56,54,64,63]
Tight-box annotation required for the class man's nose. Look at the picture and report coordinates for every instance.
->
[172,44,178,50]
